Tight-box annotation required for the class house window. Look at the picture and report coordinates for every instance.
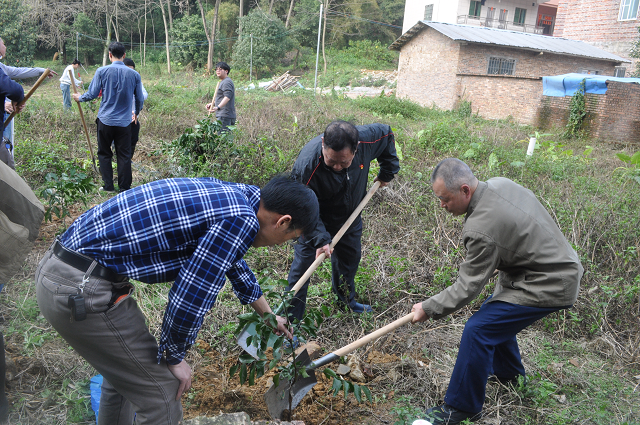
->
[498,9,509,28]
[514,7,527,24]
[488,57,516,75]
[614,67,627,77]
[424,4,434,20]
[469,1,482,18]
[579,69,601,75]
[618,0,639,20]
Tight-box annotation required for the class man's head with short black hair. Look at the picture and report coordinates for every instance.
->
[216,62,230,73]
[72,59,81,65]
[109,42,126,60]
[261,175,319,236]
[123,58,135,69]
[323,120,359,153]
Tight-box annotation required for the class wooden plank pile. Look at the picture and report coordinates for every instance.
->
[265,71,300,92]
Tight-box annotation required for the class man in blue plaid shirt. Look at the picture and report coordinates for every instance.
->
[35,175,319,424]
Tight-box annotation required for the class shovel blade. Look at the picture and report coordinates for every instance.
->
[264,350,317,419]
[237,322,281,360]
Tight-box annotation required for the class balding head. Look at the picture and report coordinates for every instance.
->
[431,158,478,216]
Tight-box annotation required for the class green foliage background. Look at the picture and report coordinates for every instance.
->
[0,0,37,66]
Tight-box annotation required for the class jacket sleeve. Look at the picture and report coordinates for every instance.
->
[0,69,24,103]
[291,146,332,248]
[134,74,144,115]
[421,231,499,319]
[364,124,400,182]
[79,68,102,102]
[0,64,46,80]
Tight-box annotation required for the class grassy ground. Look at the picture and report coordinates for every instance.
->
[1,59,639,424]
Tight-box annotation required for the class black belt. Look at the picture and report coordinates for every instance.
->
[52,239,123,282]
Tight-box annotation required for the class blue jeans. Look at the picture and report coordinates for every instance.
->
[61,83,72,110]
[3,112,12,142]
[444,298,568,414]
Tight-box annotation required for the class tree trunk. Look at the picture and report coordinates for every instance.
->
[196,0,219,73]
[158,0,172,73]
[285,0,294,28]
[144,0,148,65]
[167,0,174,34]
[138,20,143,63]
[268,0,275,14]
[238,0,243,39]
[322,0,327,73]
[103,11,112,66]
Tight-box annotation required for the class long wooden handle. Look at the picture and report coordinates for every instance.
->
[289,180,381,294]
[334,312,414,356]
[3,69,51,128]
[70,70,98,171]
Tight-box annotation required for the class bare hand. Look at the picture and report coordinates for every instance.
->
[316,244,332,259]
[72,93,81,102]
[4,101,13,114]
[275,315,293,339]
[11,101,24,114]
[132,113,138,124]
[411,302,430,323]
[205,102,213,111]
[167,360,192,400]
[374,176,390,187]
[47,70,58,77]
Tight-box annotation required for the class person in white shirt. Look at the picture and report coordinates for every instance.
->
[59,59,82,110]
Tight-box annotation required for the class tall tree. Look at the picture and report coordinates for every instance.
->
[196,0,221,72]
[157,0,172,73]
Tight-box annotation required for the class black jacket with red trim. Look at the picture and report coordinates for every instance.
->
[291,123,400,248]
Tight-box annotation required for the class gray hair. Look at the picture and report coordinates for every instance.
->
[431,158,476,191]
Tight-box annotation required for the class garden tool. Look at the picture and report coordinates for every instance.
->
[3,69,51,128]
[265,311,416,419]
[237,180,382,359]
[69,69,99,175]
[207,80,220,117]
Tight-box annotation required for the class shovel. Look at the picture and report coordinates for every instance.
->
[69,69,99,175]
[238,180,382,359]
[3,69,51,128]
[265,311,416,418]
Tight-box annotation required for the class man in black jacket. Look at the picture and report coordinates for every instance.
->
[0,65,24,168]
[286,121,399,324]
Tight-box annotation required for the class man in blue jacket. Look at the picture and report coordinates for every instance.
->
[286,121,400,326]
[73,42,144,193]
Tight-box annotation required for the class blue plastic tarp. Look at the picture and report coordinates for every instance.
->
[542,73,640,97]
[90,375,103,424]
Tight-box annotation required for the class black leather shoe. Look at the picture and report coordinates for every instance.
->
[424,404,481,425]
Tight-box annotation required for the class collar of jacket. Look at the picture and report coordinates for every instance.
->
[465,180,488,219]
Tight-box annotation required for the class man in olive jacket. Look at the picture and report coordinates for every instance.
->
[286,121,399,322]
[411,158,583,425]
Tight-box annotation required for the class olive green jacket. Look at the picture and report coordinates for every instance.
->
[422,178,583,319]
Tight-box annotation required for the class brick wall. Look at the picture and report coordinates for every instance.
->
[554,0,637,64]
[539,81,640,143]
[396,28,460,110]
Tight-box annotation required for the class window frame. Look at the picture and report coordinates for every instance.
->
[424,4,434,20]
[614,67,627,77]
[488,57,516,76]
[618,0,639,21]
[469,0,482,18]
[514,7,527,25]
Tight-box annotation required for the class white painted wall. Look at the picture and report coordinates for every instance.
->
[402,0,541,35]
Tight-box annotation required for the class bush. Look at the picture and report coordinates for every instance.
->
[170,14,208,69]
[0,0,37,66]
[333,40,398,69]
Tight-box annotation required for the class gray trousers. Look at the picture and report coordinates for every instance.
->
[35,246,183,424]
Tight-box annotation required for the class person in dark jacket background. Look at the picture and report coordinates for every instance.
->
[0,65,24,168]
[286,120,400,327]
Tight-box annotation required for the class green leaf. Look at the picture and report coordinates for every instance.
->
[323,368,338,379]
[353,383,362,402]
[630,151,640,165]
[362,385,372,402]
[273,374,280,388]
[229,364,239,378]
[239,353,257,363]
[249,364,256,386]
[331,378,342,395]
[342,380,350,400]
[239,364,247,385]
[616,153,632,163]
[237,312,257,321]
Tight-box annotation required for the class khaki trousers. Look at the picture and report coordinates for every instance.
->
[35,247,183,424]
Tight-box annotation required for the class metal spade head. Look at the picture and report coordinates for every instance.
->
[237,322,282,360]
[264,349,317,419]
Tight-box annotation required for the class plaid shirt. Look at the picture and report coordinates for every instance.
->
[60,178,263,364]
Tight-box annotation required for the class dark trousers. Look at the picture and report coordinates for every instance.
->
[130,121,141,158]
[286,219,362,322]
[444,299,566,414]
[218,117,235,134]
[96,119,132,191]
